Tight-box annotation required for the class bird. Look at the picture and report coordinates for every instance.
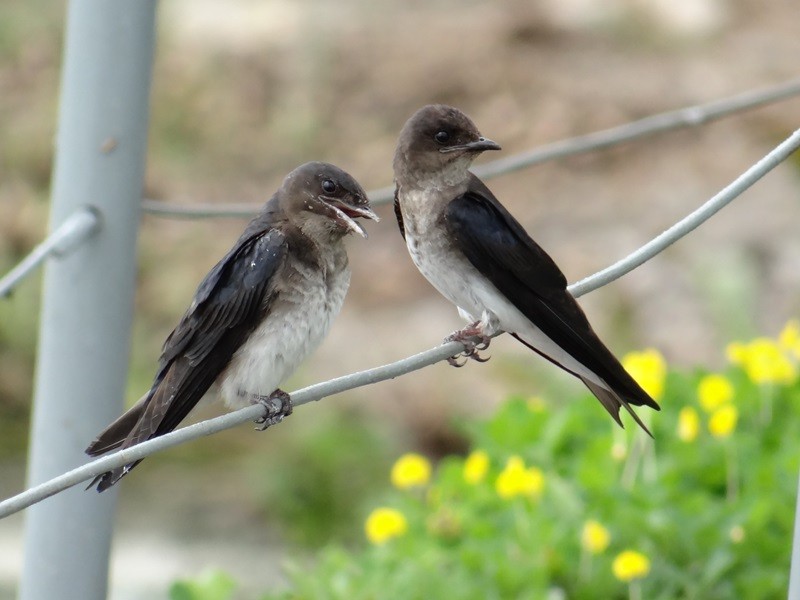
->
[86,161,379,491]
[392,104,660,433]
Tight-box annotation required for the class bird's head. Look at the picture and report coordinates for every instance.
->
[393,104,501,186]
[283,162,379,239]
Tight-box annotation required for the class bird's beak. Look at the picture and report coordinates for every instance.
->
[440,137,502,154]
[322,198,380,238]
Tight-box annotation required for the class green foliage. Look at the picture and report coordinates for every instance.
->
[246,406,398,547]
[0,259,40,458]
[169,570,237,600]
[248,329,800,600]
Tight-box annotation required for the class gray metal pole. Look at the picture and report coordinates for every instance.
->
[19,2,156,599]
[789,471,800,599]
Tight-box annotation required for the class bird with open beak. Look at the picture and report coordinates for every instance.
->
[392,105,659,433]
[86,162,378,491]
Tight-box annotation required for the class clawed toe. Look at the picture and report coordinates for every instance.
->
[444,323,492,367]
[469,347,491,362]
[447,354,468,368]
[252,389,293,431]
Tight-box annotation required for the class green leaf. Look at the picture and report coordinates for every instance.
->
[169,570,237,600]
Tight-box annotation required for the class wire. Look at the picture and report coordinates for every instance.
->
[7,79,799,296]
[569,127,800,296]
[141,77,800,217]
[2,125,798,518]
[0,208,100,298]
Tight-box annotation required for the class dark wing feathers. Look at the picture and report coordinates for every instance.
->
[444,175,659,416]
[83,393,150,456]
[394,188,406,240]
[159,230,285,371]
[86,229,287,490]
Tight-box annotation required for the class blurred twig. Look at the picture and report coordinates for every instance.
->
[142,77,800,217]
[2,125,799,518]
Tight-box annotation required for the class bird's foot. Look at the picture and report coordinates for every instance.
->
[444,322,492,367]
[251,389,293,431]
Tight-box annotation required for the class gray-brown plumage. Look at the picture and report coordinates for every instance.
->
[86,162,378,491]
[393,105,659,433]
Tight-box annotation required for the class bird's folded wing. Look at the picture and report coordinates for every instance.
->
[444,175,657,408]
[87,229,288,456]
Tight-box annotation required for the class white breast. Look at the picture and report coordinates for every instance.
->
[401,187,605,387]
[402,188,489,323]
[219,253,350,409]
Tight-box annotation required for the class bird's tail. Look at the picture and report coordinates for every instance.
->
[86,392,149,456]
[510,332,658,434]
[85,392,150,492]
[85,460,143,493]
[579,377,653,437]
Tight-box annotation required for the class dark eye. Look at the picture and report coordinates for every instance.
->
[434,130,450,144]
[321,179,337,194]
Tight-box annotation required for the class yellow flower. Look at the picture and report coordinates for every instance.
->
[581,520,611,554]
[697,374,734,413]
[677,406,700,442]
[622,349,667,400]
[612,550,651,582]
[390,453,431,490]
[709,405,738,438]
[725,341,747,364]
[728,337,796,385]
[779,319,800,359]
[746,338,796,384]
[463,450,490,485]
[365,507,407,545]
[495,456,545,499]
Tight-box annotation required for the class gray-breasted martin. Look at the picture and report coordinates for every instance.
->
[86,162,378,491]
[393,105,659,433]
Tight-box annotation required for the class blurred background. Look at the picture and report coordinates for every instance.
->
[1,0,799,597]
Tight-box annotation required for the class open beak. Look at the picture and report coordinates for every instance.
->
[322,198,380,238]
[439,137,502,154]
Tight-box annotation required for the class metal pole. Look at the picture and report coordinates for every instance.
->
[789,472,800,599]
[19,1,156,599]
